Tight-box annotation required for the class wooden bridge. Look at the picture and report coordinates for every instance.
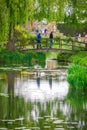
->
[15,37,87,53]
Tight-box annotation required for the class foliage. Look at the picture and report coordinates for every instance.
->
[57,52,87,66]
[0,0,87,50]
[57,23,87,36]
[64,0,87,24]
[67,64,87,88]
[67,52,87,88]
[67,87,87,109]
[0,49,46,67]
[69,52,87,66]
[14,25,30,46]
[0,0,34,49]
[46,52,58,59]
[57,53,72,62]
[34,0,68,22]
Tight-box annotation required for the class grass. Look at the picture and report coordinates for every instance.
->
[69,51,87,66]
[67,64,87,88]
[57,51,87,88]
[67,52,87,88]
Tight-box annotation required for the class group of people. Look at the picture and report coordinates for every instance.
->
[36,30,53,49]
[75,32,87,43]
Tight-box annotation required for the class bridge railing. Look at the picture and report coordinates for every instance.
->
[15,37,87,51]
[0,37,87,51]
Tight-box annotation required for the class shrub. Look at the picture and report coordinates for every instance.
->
[67,64,87,88]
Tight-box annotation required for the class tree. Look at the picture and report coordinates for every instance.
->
[64,0,87,25]
[0,0,34,50]
[0,0,87,50]
[34,0,68,22]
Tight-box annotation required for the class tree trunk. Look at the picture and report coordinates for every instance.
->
[7,22,15,51]
[7,2,15,51]
[7,39,15,51]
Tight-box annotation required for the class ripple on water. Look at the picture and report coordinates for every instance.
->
[29,127,40,130]
[44,126,51,129]
[0,93,9,98]
[44,116,51,119]
[54,128,64,130]
[37,117,44,120]
[53,120,64,124]
[15,127,26,130]
[56,125,63,128]
[25,129,31,130]
[71,122,78,125]
[0,128,7,130]
[67,126,75,129]
[50,117,58,121]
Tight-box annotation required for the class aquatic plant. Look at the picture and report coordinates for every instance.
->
[67,64,87,88]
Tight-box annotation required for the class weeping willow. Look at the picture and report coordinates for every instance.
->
[0,0,34,48]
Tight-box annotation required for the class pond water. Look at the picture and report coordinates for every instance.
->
[0,68,87,130]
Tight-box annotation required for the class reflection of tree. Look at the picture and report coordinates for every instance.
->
[66,87,87,126]
[7,72,15,119]
[0,75,8,119]
[67,87,87,109]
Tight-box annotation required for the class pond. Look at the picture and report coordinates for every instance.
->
[0,68,87,130]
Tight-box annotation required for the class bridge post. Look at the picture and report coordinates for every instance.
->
[32,39,35,48]
[72,40,75,50]
[46,38,49,48]
[85,43,87,51]
[59,38,62,49]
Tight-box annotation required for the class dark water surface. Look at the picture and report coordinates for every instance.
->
[0,69,87,130]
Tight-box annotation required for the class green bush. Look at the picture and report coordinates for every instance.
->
[67,64,87,88]
[69,52,87,66]
[57,53,72,62]
[0,49,46,67]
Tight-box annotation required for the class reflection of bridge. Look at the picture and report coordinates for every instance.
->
[16,38,87,53]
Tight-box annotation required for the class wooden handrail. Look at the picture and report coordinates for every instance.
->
[1,38,86,52]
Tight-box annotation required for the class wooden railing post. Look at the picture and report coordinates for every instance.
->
[85,43,87,51]
[59,38,62,49]
[46,38,48,48]
[32,39,34,48]
[72,40,74,50]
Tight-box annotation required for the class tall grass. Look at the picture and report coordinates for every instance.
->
[67,64,87,88]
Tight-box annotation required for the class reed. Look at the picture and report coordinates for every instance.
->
[67,64,87,88]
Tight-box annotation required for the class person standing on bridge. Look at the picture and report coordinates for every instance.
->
[36,32,41,49]
[49,31,53,48]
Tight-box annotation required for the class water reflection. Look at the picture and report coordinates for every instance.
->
[0,70,87,130]
[15,72,68,102]
[49,75,52,89]
[36,73,41,88]
[7,72,15,119]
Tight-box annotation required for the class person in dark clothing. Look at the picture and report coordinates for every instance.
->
[49,31,53,48]
[44,28,48,36]
[36,33,41,49]
[75,33,79,40]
